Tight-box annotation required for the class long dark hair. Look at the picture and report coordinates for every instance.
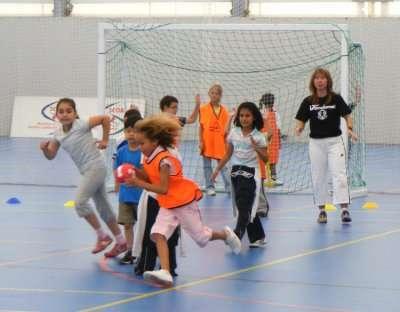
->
[234,102,264,130]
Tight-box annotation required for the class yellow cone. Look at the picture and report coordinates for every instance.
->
[264,180,276,188]
[362,201,378,209]
[324,203,337,211]
[64,200,75,208]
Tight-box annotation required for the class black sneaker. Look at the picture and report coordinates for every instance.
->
[119,250,134,265]
[341,210,352,223]
[317,210,328,224]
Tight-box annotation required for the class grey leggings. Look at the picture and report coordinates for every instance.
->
[75,164,116,223]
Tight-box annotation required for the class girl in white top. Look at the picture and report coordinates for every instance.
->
[40,98,127,257]
[212,101,268,248]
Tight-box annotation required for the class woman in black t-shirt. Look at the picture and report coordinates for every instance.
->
[295,68,358,224]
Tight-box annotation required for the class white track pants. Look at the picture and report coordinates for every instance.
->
[309,136,350,207]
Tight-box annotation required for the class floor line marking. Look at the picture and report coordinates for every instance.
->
[0,287,140,296]
[79,227,400,312]
[181,289,353,312]
[0,246,91,267]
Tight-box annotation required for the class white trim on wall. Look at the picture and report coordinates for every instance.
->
[72,2,232,17]
[0,3,53,16]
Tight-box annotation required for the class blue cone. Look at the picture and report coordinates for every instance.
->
[6,197,21,204]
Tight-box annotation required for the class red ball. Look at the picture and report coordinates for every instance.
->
[116,163,136,183]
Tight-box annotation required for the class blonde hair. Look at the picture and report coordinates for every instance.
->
[309,68,334,104]
[135,114,181,148]
[208,83,223,95]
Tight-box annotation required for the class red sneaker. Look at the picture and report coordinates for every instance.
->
[104,242,128,258]
[92,235,113,254]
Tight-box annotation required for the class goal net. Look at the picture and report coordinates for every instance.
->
[99,23,366,195]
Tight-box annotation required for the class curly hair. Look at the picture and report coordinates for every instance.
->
[134,114,181,148]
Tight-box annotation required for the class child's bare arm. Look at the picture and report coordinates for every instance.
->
[186,94,201,124]
[125,165,169,194]
[88,115,111,149]
[211,143,233,182]
[250,136,268,163]
[199,124,204,154]
[134,167,150,182]
[39,140,60,160]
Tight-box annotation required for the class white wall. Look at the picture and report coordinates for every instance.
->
[0,17,399,144]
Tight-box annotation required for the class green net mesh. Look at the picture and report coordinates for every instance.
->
[103,23,366,194]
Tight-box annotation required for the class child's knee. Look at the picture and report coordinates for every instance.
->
[74,202,92,218]
[192,227,213,247]
[124,223,133,230]
[151,232,167,243]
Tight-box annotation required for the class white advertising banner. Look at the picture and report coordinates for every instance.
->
[10,96,145,138]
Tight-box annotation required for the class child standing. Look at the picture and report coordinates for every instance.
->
[259,93,282,186]
[40,98,127,257]
[112,107,143,154]
[198,84,231,196]
[212,102,267,248]
[126,114,241,286]
[113,116,143,264]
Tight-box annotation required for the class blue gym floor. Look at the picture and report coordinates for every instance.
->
[0,138,399,312]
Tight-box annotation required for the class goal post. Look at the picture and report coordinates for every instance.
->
[97,22,366,196]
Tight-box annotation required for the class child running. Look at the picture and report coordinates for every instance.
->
[212,102,267,248]
[134,95,197,276]
[39,98,127,257]
[113,115,143,264]
[126,114,241,286]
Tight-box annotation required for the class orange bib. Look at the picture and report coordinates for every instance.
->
[144,149,202,209]
[262,111,280,164]
[199,103,229,159]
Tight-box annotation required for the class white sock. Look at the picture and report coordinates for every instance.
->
[115,233,126,245]
[96,228,107,239]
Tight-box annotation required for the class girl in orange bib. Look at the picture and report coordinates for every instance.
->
[126,114,241,287]
[199,84,231,195]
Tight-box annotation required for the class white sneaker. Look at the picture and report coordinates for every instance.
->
[206,189,216,196]
[249,238,267,248]
[143,269,173,287]
[224,226,241,254]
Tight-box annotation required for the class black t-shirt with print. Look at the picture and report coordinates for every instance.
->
[295,93,351,139]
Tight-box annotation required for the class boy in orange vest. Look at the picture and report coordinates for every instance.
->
[199,84,231,196]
